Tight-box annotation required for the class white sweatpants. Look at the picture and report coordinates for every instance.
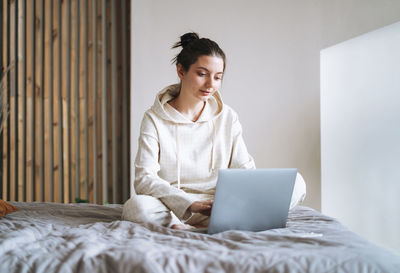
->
[122,172,306,227]
[122,194,210,227]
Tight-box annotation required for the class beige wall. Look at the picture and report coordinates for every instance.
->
[321,0,400,48]
[130,0,400,211]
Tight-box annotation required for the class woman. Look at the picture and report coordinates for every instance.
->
[122,32,306,230]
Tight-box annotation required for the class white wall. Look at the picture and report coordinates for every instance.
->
[321,21,400,255]
[130,0,400,211]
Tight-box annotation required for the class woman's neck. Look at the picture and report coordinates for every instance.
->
[169,93,206,122]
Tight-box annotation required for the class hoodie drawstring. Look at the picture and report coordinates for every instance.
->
[176,121,217,189]
[175,125,181,189]
[209,120,216,172]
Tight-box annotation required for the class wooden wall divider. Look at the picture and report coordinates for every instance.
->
[1,0,130,205]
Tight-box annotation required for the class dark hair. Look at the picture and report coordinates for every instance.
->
[172,32,226,72]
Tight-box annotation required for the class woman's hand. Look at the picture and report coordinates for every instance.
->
[189,200,213,216]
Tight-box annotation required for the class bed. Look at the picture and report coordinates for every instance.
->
[1,202,399,273]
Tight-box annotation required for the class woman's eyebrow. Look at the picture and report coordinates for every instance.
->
[196,66,224,74]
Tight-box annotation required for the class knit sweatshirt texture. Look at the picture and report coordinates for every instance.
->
[134,84,256,220]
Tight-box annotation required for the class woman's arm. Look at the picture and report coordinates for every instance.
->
[134,114,197,220]
[228,111,256,169]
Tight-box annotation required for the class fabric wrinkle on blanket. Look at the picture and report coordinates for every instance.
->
[1,202,400,273]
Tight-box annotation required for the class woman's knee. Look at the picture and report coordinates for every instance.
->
[290,172,307,209]
[122,195,172,226]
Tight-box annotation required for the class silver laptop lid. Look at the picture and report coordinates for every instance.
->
[208,168,297,234]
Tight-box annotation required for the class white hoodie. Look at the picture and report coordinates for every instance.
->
[134,84,256,220]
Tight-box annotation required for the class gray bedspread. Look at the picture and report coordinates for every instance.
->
[1,202,399,273]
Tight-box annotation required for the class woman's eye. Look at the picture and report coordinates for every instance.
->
[198,72,207,76]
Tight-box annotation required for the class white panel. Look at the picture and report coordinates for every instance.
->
[321,21,400,255]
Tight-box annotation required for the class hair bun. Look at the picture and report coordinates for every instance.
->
[180,32,199,48]
[172,32,199,49]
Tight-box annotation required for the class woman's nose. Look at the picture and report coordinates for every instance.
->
[205,78,217,91]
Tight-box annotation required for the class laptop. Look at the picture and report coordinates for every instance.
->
[191,168,297,234]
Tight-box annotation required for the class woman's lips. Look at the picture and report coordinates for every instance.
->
[200,90,212,96]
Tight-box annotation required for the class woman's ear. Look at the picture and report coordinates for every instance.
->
[176,64,185,80]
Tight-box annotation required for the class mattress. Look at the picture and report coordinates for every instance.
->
[1,202,399,273]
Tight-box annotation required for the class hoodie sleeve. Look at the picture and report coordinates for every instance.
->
[134,113,196,220]
[228,111,256,169]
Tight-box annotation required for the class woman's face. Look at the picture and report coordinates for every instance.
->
[177,55,224,102]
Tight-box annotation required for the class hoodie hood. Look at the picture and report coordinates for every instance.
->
[150,83,224,189]
[151,84,224,123]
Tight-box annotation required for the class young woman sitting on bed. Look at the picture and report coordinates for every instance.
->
[122,32,306,230]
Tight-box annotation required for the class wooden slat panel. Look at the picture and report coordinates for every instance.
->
[1,1,5,200]
[74,0,80,201]
[6,0,11,201]
[83,0,89,201]
[39,0,45,202]
[92,0,98,204]
[34,0,41,201]
[23,0,30,201]
[66,0,72,203]
[101,0,108,204]
[57,0,64,203]
[7,0,14,201]
[1,0,130,204]
[21,0,28,201]
[0,0,4,199]
[29,0,35,202]
[111,0,117,203]
[121,0,129,202]
[13,0,19,202]
[48,0,54,202]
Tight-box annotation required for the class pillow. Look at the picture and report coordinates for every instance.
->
[0,200,18,218]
